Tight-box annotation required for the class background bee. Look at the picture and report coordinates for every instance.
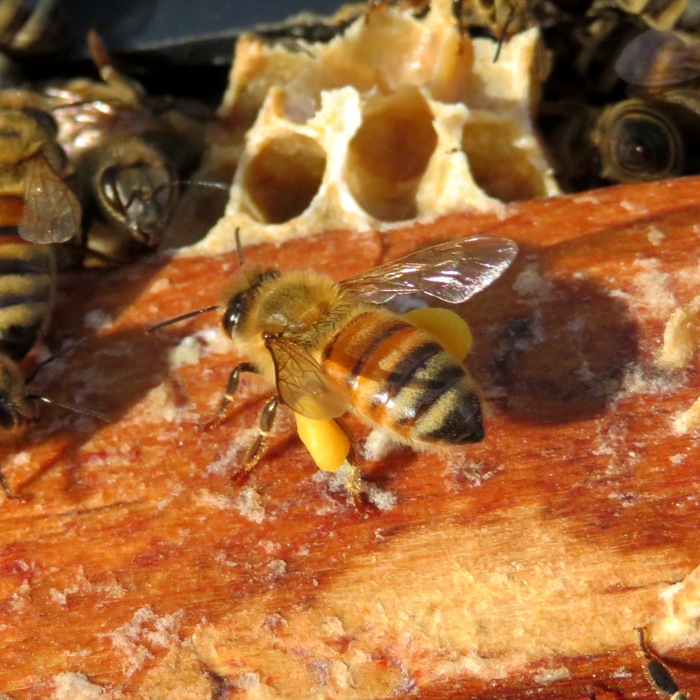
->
[592,91,700,181]
[455,0,687,47]
[0,100,105,498]
[490,0,693,189]
[589,28,700,183]
[40,30,208,262]
[151,234,517,504]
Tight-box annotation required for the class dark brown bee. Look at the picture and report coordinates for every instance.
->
[0,102,107,498]
[42,31,207,261]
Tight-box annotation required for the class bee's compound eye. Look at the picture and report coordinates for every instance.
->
[222,294,247,336]
[99,167,121,210]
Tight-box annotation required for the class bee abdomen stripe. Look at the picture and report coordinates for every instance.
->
[0,227,23,240]
[384,341,449,397]
[0,257,50,275]
[324,313,413,383]
[0,287,51,309]
[393,362,466,423]
[416,384,484,444]
[350,319,412,382]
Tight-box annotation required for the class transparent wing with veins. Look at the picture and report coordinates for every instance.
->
[266,335,350,420]
[339,235,518,304]
[20,158,82,244]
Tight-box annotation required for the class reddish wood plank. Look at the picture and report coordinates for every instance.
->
[1,177,700,697]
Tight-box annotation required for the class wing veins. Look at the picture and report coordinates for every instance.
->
[340,234,518,305]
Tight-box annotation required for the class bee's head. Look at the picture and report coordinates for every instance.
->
[222,267,280,337]
[92,138,177,248]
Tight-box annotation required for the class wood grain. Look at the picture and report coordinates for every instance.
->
[2,177,700,698]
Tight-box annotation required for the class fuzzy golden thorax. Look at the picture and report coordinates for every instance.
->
[221,267,355,383]
[223,268,351,341]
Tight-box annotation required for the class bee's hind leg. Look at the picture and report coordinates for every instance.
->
[233,396,280,485]
[336,418,364,509]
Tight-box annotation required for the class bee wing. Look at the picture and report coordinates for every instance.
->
[340,235,518,304]
[615,29,700,87]
[266,336,349,420]
[20,159,82,244]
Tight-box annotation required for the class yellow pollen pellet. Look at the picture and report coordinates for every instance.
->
[295,413,351,472]
[403,307,473,360]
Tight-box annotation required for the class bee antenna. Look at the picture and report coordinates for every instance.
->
[493,4,516,63]
[87,28,111,74]
[27,395,108,422]
[153,179,230,197]
[146,305,219,334]
[235,227,244,266]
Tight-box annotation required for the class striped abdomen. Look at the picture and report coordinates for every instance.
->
[0,231,54,361]
[322,310,483,445]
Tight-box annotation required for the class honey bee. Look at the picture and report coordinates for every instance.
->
[151,234,517,503]
[541,20,699,188]
[456,0,687,38]
[0,103,106,498]
[40,30,207,261]
[636,627,688,700]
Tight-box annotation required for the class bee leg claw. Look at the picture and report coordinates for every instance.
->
[230,469,252,488]
[197,416,223,433]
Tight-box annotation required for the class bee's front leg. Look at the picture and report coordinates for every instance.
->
[201,361,258,431]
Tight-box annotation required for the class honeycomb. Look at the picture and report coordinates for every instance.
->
[192,0,559,253]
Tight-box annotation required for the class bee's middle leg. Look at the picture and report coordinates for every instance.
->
[233,396,280,484]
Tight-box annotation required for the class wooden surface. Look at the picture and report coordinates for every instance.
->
[2,177,700,698]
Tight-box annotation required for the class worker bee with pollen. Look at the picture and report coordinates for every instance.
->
[151,234,518,504]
